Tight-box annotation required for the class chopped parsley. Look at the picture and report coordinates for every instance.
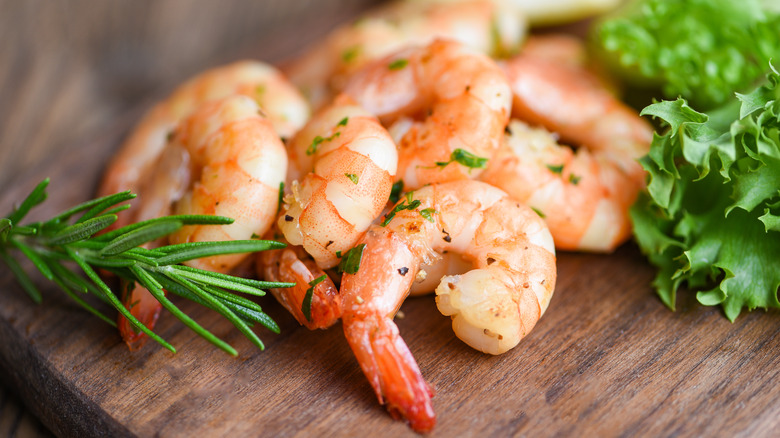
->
[306,131,341,156]
[435,148,488,170]
[546,164,564,174]
[302,274,327,322]
[337,244,366,274]
[419,208,437,223]
[345,173,359,184]
[389,180,404,204]
[388,59,409,70]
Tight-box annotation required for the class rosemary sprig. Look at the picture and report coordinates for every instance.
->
[0,179,294,355]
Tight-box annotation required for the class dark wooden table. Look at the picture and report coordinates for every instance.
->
[2,1,780,437]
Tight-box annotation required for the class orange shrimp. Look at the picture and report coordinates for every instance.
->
[340,180,556,431]
[100,61,309,228]
[258,95,398,329]
[480,52,652,252]
[343,39,512,190]
[284,0,526,108]
[116,95,290,349]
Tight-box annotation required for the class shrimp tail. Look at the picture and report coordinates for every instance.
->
[343,313,436,433]
[258,246,341,329]
[118,280,162,350]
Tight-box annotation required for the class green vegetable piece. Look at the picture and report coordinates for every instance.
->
[302,274,327,322]
[338,243,366,274]
[345,173,359,184]
[631,67,780,320]
[435,148,488,170]
[388,59,408,70]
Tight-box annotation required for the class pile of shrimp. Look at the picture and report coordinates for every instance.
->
[99,0,650,432]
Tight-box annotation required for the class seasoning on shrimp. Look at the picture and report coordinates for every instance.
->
[339,180,557,432]
[481,46,652,252]
[344,39,512,190]
[283,0,527,108]
[258,95,398,330]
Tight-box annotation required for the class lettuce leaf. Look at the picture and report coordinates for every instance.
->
[593,0,780,110]
[631,66,780,321]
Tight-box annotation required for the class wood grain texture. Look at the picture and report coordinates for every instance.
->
[1,1,780,437]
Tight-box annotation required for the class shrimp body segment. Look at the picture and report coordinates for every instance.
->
[481,53,652,252]
[284,0,526,107]
[344,39,512,190]
[340,180,556,431]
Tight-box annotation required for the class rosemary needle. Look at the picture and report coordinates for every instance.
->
[0,179,294,355]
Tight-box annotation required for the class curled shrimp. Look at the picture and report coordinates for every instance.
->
[259,95,398,329]
[284,0,526,108]
[99,61,309,229]
[116,95,290,348]
[480,52,652,252]
[343,38,512,190]
[340,180,556,431]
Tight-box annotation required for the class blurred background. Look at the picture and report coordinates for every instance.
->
[0,1,380,436]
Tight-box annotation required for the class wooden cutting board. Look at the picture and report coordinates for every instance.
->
[3,122,780,438]
[2,4,780,438]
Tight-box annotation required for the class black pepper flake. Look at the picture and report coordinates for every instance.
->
[487,257,496,265]
[505,125,512,135]
[443,235,452,243]
[325,240,334,248]
[398,267,409,276]
[284,215,294,222]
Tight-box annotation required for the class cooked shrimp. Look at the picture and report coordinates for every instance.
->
[257,239,341,330]
[480,54,652,251]
[340,180,556,431]
[117,95,289,348]
[259,95,398,329]
[284,0,526,108]
[99,61,309,229]
[343,39,512,190]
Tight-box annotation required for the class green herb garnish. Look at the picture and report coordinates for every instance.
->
[435,148,488,170]
[546,164,564,174]
[306,131,341,156]
[337,244,366,275]
[389,180,404,204]
[420,208,437,223]
[388,59,409,70]
[302,274,327,322]
[0,179,294,355]
[345,173,359,184]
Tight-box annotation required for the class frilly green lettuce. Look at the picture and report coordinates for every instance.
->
[593,0,780,110]
[631,66,780,321]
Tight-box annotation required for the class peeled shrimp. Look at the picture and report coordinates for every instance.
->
[284,0,526,108]
[480,53,652,252]
[260,95,398,329]
[340,180,556,431]
[99,61,309,229]
[344,39,512,190]
[115,95,290,348]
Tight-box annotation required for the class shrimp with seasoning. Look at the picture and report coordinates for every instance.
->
[112,90,302,348]
[101,62,308,348]
[100,61,309,227]
[284,0,526,108]
[344,38,512,190]
[340,180,556,431]
[259,95,398,329]
[480,51,652,252]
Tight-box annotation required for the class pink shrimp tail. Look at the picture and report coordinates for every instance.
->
[343,313,436,432]
[118,279,162,350]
